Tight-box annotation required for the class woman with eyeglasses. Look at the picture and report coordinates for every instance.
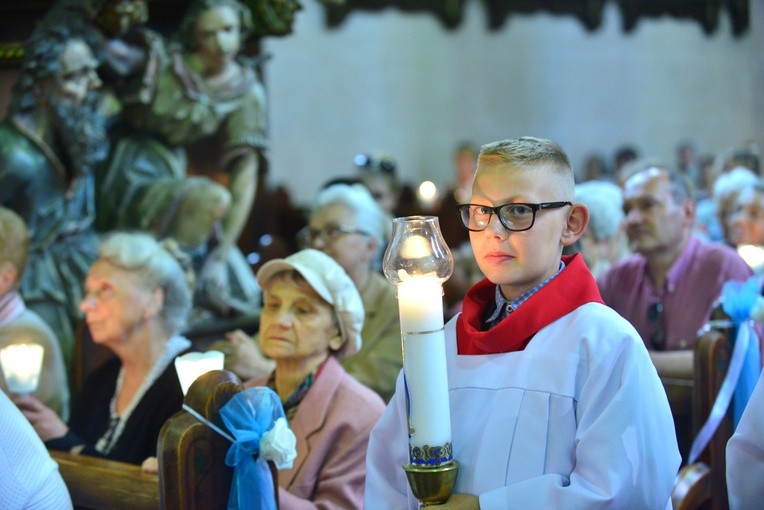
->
[218,183,402,402]
[13,232,193,466]
[297,184,402,402]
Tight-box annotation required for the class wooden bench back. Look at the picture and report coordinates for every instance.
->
[158,369,280,509]
[159,369,241,509]
[672,322,735,510]
[50,450,159,510]
[53,368,279,509]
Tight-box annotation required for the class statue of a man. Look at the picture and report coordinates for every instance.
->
[0,23,108,372]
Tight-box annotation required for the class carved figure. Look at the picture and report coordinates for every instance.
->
[98,0,268,321]
[0,23,108,372]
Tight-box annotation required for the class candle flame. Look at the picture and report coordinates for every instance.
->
[400,235,432,259]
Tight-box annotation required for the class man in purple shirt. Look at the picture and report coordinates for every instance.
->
[598,164,752,355]
[598,164,753,459]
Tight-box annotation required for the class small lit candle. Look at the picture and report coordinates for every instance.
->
[737,244,764,271]
[174,350,225,395]
[0,343,45,394]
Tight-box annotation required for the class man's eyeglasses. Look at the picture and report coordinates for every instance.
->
[354,154,397,175]
[457,201,572,232]
[647,301,665,351]
[297,224,370,247]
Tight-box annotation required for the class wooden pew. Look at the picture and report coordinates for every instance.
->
[52,369,278,509]
[159,369,241,509]
[660,369,694,463]
[159,369,279,509]
[50,450,159,510]
[672,322,735,510]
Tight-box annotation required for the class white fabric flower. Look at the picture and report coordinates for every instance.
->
[750,296,764,323]
[260,417,297,469]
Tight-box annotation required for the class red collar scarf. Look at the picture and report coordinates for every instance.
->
[456,253,603,355]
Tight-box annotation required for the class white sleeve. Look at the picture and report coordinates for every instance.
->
[0,392,72,509]
[364,370,419,509]
[727,368,764,510]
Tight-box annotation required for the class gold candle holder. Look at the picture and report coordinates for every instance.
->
[403,459,459,506]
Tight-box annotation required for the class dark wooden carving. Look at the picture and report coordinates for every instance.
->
[0,0,750,62]
[319,0,748,35]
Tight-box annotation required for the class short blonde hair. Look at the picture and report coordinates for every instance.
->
[0,207,30,280]
[478,137,575,198]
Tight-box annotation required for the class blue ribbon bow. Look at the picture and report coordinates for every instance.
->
[688,276,762,464]
[219,387,288,510]
[720,277,762,425]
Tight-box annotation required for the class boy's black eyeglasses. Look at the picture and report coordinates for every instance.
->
[457,201,572,232]
[647,301,665,351]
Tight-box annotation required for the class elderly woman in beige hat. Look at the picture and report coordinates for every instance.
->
[245,248,385,509]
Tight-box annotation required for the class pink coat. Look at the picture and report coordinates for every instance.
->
[249,356,386,509]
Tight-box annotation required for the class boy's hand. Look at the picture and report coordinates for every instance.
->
[436,493,480,509]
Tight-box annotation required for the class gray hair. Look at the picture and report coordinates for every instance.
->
[313,183,391,263]
[624,161,694,205]
[713,166,758,203]
[0,207,30,280]
[575,180,623,242]
[98,232,192,335]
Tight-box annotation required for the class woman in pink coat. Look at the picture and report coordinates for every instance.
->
[246,249,386,509]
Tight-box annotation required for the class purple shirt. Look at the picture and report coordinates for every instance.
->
[597,236,753,350]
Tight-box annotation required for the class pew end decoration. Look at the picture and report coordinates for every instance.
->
[160,369,295,510]
[688,275,763,465]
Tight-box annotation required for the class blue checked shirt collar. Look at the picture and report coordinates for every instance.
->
[485,260,566,328]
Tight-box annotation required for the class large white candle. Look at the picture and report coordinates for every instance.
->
[0,343,45,394]
[397,276,452,463]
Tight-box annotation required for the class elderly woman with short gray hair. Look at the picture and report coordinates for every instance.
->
[299,183,401,402]
[15,232,193,466]
[573,180,627,278]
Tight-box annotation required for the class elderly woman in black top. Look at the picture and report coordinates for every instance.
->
[14,232,193,465]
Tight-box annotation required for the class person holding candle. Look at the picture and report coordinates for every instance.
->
[0,207,70,421]
[365,137,680,509]
[245,248,385,509]
[13,231,194,466]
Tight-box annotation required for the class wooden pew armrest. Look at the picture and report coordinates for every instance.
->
[672,461,712,510]
[50,450,159,510]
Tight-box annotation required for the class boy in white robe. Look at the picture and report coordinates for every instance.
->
[364,137,681,509]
